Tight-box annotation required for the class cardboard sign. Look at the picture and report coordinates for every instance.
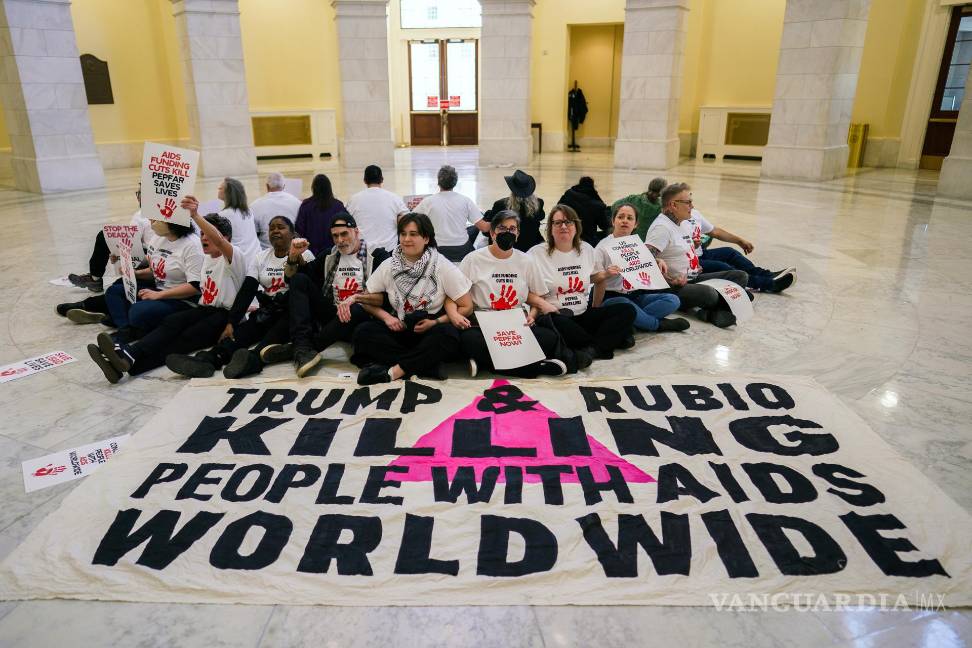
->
[140,142,199,227]
[474,309,546,370]
[427,96,439,108]
[103,224,145,264]
[404,194,430,211]
[119,247,138,304]
[48,277,74,287]
[283,178,303,199]
[696,278,754,323]
[0,351,76,384]
[605,235,669,290]
[22,435,129,493]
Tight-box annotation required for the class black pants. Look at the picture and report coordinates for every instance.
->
[214,308,290,365]
[78,278,154,317]
[89,230,110,277]
[671,270,749,310]
[551,304,635,354]
[129,306,228,375]
[459,325,561,378]
[352,321,460,377]
[288,272,371,351]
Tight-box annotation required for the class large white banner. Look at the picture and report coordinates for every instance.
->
[140,142,199,227]
[1,376,970,606]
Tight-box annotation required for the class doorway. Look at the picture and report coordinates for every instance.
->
[408,39,478,146]
[920,4,972,170]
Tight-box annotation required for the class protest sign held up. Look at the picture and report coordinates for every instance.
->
[140,142,200,227]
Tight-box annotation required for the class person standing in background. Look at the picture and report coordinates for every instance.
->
[250,172,301,249]
[296,173,346,256]
[346,165,407,253]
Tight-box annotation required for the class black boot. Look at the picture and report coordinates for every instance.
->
[165,351,217,378]
[223,349,264,379]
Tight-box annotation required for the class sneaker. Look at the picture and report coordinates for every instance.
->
[294,348,321,378]
[592,347,614,360]
[772,267,797,281]
[706,309,737,328]
[416,363,448,381]
[260,342,294,364]
[97,331,133,373]
[166,353,216,378]
[66,308,107,325]
[357,364,392,385]
[87,343,121,384]
[771,272,795,293]
[657,317,690,332]
[468,358,478,378]
[619,334,636,349]
[223,349,264,379]
[574,349,593,370]
[536,359,567,377]
[69,273,103,292]
[56,302,81,317]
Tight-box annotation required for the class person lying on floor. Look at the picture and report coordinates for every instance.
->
[88,199,246,383]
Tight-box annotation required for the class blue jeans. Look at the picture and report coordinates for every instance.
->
[602,292,680,331]
[104,280,192,334]
[701,247,775,291]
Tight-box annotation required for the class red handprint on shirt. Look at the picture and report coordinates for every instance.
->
[402,298,428,314]
[489,283,519,310]
[557,276,584,295]
[266,277,286,294]
[153,257,167,281]
[637,271,652,287]
[691,224,702,249]
[687,250,700,272]
[201,276,218,305]
[158,197,176,219]
[337,277,360,301]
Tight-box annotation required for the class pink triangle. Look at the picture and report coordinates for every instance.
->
[390,380,654,483]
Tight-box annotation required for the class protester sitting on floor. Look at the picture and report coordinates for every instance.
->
[682,204,796,292]
[413,165,489,262]
[165,215,314,379]
[645,183,749,328]
[528,204,636,360]
[296,173,346,257]
[346,213,473,385]
[612,176,668,240]
[259,213,390,378]
[88,200,246,383]
[250,172,301,249]
[216,177,261,262]
[65,184,151,293]
[483,169,545,252]
[556,176,611,247]
[593,204,688,333]
[345,164,407,253]
[458,210,584,378]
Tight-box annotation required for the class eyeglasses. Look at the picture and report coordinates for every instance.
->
[495,225,519,234]
[551,220,575,228]
[674,199,693,206]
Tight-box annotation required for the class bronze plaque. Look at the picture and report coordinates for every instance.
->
[80,54,113,105]
[251,116,313,147]
[725,113,770,146]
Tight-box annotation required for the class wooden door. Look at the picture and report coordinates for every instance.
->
[921,5,972,170]
[408,39,478,146]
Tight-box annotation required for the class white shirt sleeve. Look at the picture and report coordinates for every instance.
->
[695,210,715,234]
[465,196,483,225]
[365,260,391,294]
[644,221,672,253]
[184,240,204,284]
[439,261,473,300]
[414,196,431,215]
[524,256,547,295]
[394,194,407,215]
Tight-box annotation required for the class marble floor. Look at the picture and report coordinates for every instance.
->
[0,148,970,647]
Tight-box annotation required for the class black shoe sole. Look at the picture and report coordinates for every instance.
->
[295,353,321,378]
[709,310,737,328]
[261,343,294,364]
[87,344,121,384]
[66,309,106,325]
[224,349,262,379]
[165,354,216,378]
[97,332,132,373]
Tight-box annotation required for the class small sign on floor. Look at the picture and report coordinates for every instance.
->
[22,435,130,493]
[0,351,76,384]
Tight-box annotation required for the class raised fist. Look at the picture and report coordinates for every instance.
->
[489,283,519,310]
[290,238,309,257]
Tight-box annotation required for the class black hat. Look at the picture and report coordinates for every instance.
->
[504,169,536,198]
[329,212,357,229]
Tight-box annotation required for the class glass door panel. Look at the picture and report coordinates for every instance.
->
[445,40,477,111]
[410,42,441,112]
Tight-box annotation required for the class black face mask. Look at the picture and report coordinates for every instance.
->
[495,231,516,251]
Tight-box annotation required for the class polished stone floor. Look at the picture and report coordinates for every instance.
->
[0,148,970,646]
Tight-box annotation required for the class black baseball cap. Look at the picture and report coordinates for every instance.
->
[329,213,357,229]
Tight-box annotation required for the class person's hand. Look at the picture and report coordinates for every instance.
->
[667,273,687,287]
[657,258,668,275]
[525,310,536,327]
[382,312,405,332]
[739,239,754,254]
[138,288,162,300]
[606,264,621,276]
[448,311,471,329]
[180,195,199,218]
[109,254,120,264]
[536,300,558,315]
[219,323,234,341]
[289,238,309,260]
[413,318,436,334]
[337,294,356,323]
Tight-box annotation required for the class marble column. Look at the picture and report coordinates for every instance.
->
[171,0,256,178]
[939,63,972,199]
[613,0,688,170]
[0,0,105,193]
[479,0,534,167]
[332,0,394,169]
[761,0,870,181]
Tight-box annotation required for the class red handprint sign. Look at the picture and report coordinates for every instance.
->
[158,197,176,219]
[267,277,286,294]
[153,257,167,281]
[33,464,66,477]
[201,276,218,304]
[489,283,519,310]
[621,277,632,290]
[337,277,360,301]
[637,271,652,286]
[557,276,585,295]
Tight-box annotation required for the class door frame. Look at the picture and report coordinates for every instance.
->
[407,38,479,146]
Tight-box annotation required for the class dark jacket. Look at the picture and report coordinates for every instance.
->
[557,183,611,246]
[483,196,545,253]
[295,198,346,257]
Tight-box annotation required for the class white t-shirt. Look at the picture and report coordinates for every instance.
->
[331,252,366,306]
[366,253,471,320]
[247,248,314,296]
[644,214,701,280]
[595,234,659,293]
[249,191,302,249]
[131,211,151,263]
[529,242,601,315]
[147,234,204,291]
[199,245,247,310]
[219,208,262,261]
[414,191,483,247]
[346,187,407,251]
[459,247,545,312]
[683,208,715,256]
